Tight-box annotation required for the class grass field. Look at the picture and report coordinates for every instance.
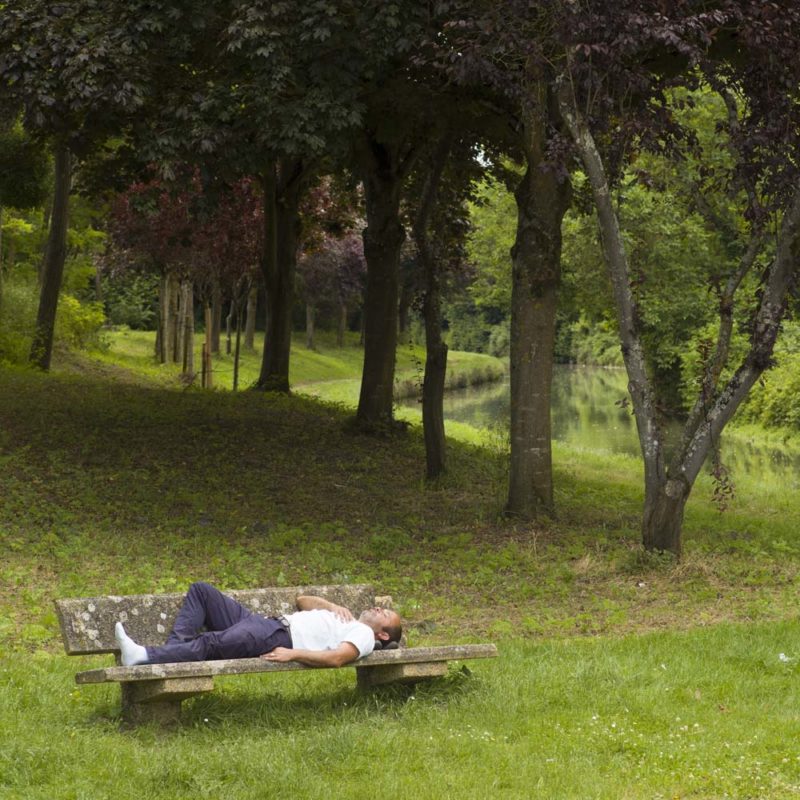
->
[4,624,800,799]
[88,328,506,404]
[2,338,800,798]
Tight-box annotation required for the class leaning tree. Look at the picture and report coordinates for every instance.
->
[554,0,800,554]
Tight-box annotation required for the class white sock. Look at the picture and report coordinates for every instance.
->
[115,622,148,666]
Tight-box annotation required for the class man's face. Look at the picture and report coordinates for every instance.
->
[359,607,400,638]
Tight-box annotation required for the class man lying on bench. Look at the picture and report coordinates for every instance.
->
[115,581,402,668]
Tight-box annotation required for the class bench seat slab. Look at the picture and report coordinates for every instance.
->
[75,644,498,685]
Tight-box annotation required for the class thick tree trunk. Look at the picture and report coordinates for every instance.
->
[255,158,304,393]
[244,285,258,349]
[30,144,71,371]
[642,479,690,555]
[305,303,315,350]
[506,91,572,518]
[357,138,412,426]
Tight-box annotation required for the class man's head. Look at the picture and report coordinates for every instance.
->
[359,607,402,644]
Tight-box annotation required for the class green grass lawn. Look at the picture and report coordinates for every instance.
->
[86,327,505,405]
[3,624,800,799]
[3,349,800,798]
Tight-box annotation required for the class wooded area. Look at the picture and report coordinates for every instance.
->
[1,1,799,557]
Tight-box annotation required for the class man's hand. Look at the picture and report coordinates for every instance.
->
[260,642,359,668]
[329,604,354,622]
[260,647,294,662]
[295,595,354,621]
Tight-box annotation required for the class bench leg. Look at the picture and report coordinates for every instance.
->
[120,677,214,728]
[356,661,448,689]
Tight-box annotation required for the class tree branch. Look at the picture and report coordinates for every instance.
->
[556,61,665,484]
[678,185,800,484]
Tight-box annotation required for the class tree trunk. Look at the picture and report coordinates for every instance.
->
[226,300,234,355]
[642,479,690,555]
[168,272,181,364]
[506,91,572,518]
[156,272,168,363]
[255,158,304,393]
[211,280,222,355]
[39,191,53,285]
[244,284,258,349]
[233,301,243,392]
[356,138,412,427]
[203,303,213,388]
[557,66,800,555]
[30,143,71,371]
[412,134,452,479]
[182,281,194,377]
[176,277,186,365]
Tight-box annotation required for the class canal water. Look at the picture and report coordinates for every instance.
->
[400,365,800,491]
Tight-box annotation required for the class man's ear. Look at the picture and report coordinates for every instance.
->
[376,630,389,642]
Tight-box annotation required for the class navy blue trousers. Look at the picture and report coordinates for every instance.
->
[144,582,292,664]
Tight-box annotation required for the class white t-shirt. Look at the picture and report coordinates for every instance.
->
[285,609,375,659]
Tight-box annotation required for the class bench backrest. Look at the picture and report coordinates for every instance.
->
[55,584,375,655]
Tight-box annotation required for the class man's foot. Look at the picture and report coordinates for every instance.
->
[115,622,148,666]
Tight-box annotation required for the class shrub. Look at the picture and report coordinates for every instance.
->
[102,272,158,330]
[0,271,37,365]
[487,322,510,358]
[55,295,106,349]
[567,316,623,366]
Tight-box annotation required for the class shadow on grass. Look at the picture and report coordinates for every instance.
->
[94,667,484,735]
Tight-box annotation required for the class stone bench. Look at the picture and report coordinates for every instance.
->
[56,584,497,727]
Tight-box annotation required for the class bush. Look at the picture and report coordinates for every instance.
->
[736,323,800,430]
[487,322,510,358]
[679,321,750,415]
[55,295,106,349]
[102,272,158,330]
[0,271,37,365]
[446,306,490,353]
[567,316,623,366]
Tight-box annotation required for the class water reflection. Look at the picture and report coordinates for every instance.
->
[400,365,800,490]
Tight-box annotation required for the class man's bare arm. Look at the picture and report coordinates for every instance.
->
[260,642,359,668]
[295,595,354,621]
